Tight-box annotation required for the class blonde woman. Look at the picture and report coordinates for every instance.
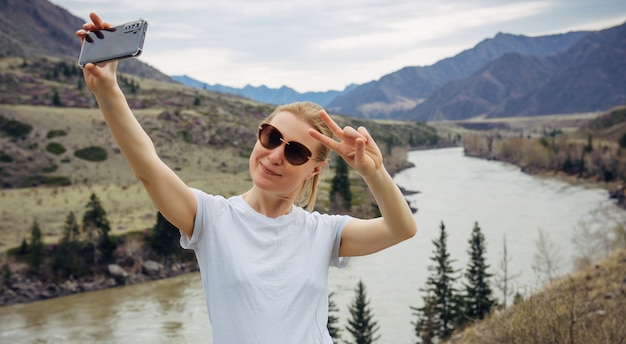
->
[78,12,417,344]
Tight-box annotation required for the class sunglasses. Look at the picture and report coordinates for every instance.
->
[258,123,314,166]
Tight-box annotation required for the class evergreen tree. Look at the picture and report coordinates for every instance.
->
[83,193,115,263]
[327,292,342,341]
[584,134,593,153]
[18,238,28,255]
[345,280,380,344]
[54,212,82,277]
[412,290,437,344]
[28,219,45,275]
[52,89,62,107]
[413,221,461,342]
[330,157,352,212]
[463,222,496,322]
[150,212,181,257]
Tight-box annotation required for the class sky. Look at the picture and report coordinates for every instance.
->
[51,0,626,93]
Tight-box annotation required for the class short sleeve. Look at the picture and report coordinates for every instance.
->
[328,214,352,268]
[179,188,218,250]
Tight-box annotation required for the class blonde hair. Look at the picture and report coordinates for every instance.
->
[261,101,333,211]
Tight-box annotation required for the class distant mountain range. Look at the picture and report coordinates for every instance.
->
[170,75,356,107]
[402,23,626,121]
[5,0,626,122]
[327,31,591,119]
[176,24,626,121]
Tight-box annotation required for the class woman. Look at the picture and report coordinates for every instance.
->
[78,12,417,344]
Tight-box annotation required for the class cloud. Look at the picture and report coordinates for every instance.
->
[52,0,626,92]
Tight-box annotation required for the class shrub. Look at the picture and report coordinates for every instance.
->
[74,146,107,161]
[46,130,68,139]
[46,142,66,155]
[0,151,13,162]
[42,165,58,173]
[20,175,71,187]
[0,118,33,138]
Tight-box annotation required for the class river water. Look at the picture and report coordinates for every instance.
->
[2,147,625,343]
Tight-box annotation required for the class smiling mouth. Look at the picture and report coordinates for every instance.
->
[261,163,282,177]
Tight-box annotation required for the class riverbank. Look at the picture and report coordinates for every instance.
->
[466,149,626,210]
[1,257,199,307]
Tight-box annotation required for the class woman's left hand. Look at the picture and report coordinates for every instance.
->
[309,110,384,178]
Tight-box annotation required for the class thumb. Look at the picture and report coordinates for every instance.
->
[84,63,101,77]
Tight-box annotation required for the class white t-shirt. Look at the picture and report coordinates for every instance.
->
[180,189,352,344]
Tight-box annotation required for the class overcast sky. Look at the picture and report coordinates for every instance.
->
[52,0,626,93]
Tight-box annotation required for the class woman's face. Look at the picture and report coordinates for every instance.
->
[249,111,323,198]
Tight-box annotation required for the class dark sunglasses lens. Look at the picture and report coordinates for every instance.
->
[259,124,281,149]
[285,143,311,166]
[258,124,312,165]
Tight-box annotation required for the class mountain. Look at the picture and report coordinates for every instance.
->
[0,0,172,82]
[405,22,626,121]
[171,75,355,107]
[326,31,589,119]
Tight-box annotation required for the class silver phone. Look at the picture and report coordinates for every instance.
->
[78,18,148,67]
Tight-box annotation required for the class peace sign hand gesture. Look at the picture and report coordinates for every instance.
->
[309,110,384,179]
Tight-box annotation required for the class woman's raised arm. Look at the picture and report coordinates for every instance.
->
[309,110,417,256]
[78,13,197,237]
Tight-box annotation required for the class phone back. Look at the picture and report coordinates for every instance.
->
[78,19,148,67]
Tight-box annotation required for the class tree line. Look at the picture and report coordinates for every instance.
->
[5,193,186,282]
[328,221,501,344]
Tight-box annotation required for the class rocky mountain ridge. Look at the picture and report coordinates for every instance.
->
[405,22,626,121]
[327,30,590,120]
[0,0,172,82]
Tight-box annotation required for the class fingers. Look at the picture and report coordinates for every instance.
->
[342,126,367,143]
[318,110,343,139]
[89,12,108,29]
[308,128,339,150]
[77,12,112,44]
[357,126,371,144]
[353,138,366,166]
[76,29,91,43]
[318,109,367,142]
[83,63,100,77]
[80,12,111,33]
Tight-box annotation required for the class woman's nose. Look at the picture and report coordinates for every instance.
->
[267,143,285,165]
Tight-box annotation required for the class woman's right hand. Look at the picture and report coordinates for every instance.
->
[76,12,119,93]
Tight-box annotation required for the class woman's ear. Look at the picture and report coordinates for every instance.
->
[306,160,326,179]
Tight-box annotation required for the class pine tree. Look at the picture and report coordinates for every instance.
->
[345,280,380,344]
[413,221,461,342]
[28,219,45,275]
[83,193,115,263]
[463,222,496,322]
[327,292,342,341]
[412,290,437,344]
[150,212,181,257]
[54,212,82,277]
[18,238,28,255]
[330,157,352,212]
[52,89,62,107]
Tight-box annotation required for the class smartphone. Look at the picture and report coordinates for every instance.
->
[78,18,148,67]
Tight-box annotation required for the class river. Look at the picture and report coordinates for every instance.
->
[2,147,625,343]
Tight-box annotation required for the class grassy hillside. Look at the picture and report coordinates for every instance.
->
[0,56,438,252]
[0,103,255,251]
[447,247,626,344]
